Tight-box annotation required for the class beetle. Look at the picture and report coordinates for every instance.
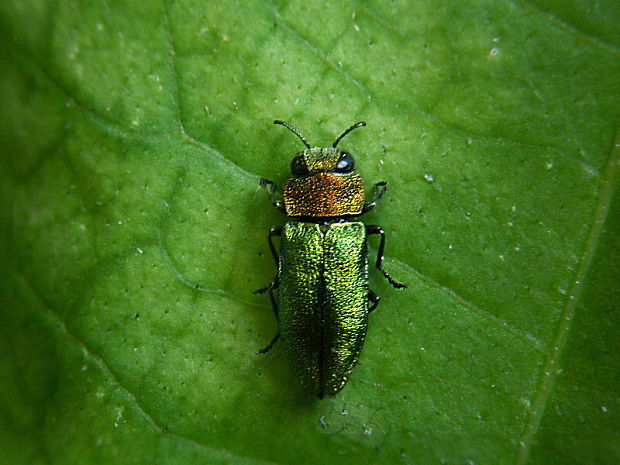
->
[255,120,406,398]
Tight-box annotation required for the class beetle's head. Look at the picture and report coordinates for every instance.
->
[274,120,367,218]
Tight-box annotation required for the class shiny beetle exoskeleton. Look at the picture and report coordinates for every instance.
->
[255,120,406,398]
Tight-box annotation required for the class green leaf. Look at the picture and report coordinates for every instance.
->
[1,0,619,464]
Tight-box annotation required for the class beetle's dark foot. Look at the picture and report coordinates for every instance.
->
[260,178,274,187]
[362,181,388,214]
[361,203,375,214]
[253,282,275,294]
[382,270,407,289]
[368,290,381,313]
[373,181,388,196]
[257,333,280,354]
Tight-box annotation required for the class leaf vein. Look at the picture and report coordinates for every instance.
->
[510,0,620,57]
[18,272,165,433]
[515,128,620,464]
[563,373,620,401]
[390,257,547,352]
[161,4,258,180]
[271,4,599,177]
[18,271,276,464]
[157,231,268,309]
[6,40,168,141]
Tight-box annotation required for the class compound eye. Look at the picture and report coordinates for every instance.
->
[335,151,355,173]
[290,155,309,176]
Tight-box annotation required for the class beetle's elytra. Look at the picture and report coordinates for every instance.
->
[255,120,406,398]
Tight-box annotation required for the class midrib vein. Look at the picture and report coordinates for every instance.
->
[516,130,620,464]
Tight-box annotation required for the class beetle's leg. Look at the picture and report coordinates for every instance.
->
[361,181,388,215]
[253,226,283,294]
[257,289,281,354]
[257,333,280,354]
[267,287,280,321]
[260,178,286,213]
[366,225,407,289]
[367,289,381,313]
[256,227,282,354]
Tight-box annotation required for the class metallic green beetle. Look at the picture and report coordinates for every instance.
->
[255,120,406,398]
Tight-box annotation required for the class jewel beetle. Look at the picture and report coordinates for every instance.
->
[255,120,406,398]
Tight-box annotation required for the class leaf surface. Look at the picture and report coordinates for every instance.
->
[1,0,619,464]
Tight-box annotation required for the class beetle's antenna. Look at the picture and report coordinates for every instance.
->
[274,120,311,149]
[332,121,366,148]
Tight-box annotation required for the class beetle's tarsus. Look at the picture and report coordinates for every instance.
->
[368,290,381,313]
[260,179,286,213]
[382,270,407,289]
[366,224,407,288]
[257,333,280,354]
[362,181,388,214]
[253,282,275,294]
